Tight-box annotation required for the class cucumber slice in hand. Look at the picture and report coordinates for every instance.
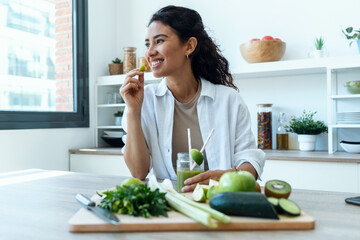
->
[139,64,146,72]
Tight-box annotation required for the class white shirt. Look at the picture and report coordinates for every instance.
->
[122,78,265,180]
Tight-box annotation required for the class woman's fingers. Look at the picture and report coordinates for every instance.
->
[120,81,140,95]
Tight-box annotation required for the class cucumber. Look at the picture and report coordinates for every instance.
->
[267,197,283,214]
[278,198,301,216]
[209,192,279,219]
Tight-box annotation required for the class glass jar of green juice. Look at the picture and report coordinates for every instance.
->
[176,152,204,192]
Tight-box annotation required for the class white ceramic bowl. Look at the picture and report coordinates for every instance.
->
[104,131,125,138]
[340,141,360,153]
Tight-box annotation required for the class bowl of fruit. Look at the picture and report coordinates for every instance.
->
[240,36,286,63]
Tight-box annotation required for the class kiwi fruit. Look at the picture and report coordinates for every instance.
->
[265,179,291,199]
[255,181,261,193]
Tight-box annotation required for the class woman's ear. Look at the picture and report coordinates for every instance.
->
[185,37,198,57]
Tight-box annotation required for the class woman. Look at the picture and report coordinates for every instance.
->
[120,5,265,192]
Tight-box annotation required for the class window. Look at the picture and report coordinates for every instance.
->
[0,0,88,129]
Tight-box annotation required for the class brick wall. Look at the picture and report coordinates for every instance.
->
[54,0,73,111]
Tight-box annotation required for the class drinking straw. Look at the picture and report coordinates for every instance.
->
[187,128,195,170]
[200,128,215,154]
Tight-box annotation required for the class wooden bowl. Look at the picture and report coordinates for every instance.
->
[240,40,286,63]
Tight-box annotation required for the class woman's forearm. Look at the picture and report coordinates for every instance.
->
[124,111,150,180]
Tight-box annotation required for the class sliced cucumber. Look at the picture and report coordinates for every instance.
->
[209,192,279,219]
[267,197,279,207]
[278,198,301,216]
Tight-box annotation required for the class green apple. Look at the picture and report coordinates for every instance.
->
[218,171,256,193]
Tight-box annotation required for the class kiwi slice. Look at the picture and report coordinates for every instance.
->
[265,180,291,199]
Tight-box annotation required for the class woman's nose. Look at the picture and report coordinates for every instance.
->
[146,44,156,57]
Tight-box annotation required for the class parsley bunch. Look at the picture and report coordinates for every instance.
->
[98,184,170,218]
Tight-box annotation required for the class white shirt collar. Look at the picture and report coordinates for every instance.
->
[155,77,215,101]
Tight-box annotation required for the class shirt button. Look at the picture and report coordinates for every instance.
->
[168,149,170,153]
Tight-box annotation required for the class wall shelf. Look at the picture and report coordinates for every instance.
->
[97,103,126,108]
[95,73,161,147]
[232,55,360,79]
[329,94,360,99]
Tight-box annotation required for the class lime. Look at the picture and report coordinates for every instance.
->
[192,184,207,202]
[206,185,218,199]
[120,177,143,187]
[200,184,210,195]
[96,186,117,197]
[139,64,146,72]
[209,179,219,187]
[190,148,203,165]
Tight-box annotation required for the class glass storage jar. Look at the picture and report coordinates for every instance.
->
[176,152,204,192]
[257,104,273,149]
[123,47,136,73]
[138,57,151,72]
[276,112,289,150]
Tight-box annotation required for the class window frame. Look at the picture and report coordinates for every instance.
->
[0,0,89,130]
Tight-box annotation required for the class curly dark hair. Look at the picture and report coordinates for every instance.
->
[148,5,237,91]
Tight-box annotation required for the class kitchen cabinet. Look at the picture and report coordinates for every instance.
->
[95,73,161,147]
[327,65,360,153]
[233,55,360,153]
[69,148,131,177]
[263,150,360,193]
[262,159,358,193]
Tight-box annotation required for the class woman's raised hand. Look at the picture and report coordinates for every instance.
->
[120,69,145,114]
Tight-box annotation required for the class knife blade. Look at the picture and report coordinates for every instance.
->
[76,193,120,225]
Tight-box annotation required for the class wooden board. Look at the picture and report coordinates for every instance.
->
[68,194,315,232]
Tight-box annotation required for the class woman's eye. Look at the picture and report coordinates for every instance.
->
[156,39,164,44]
[145,43,150,48]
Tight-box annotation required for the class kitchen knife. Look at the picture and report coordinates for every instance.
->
[76,193,120,225]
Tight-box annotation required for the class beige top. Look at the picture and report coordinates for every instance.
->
[171,81,208,172]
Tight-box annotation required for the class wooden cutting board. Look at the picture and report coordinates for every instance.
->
[68,194,315,232]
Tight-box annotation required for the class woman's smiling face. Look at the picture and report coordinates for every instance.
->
[145,21,188,78]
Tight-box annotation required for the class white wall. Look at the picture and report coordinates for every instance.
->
[114,0,360,150]
[115,0,360,67]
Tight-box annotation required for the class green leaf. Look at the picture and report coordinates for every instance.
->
[346,27,353,33]
[98,183,170,218]
[285,110,328,135]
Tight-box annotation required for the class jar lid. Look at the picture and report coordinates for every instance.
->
[123,47,137,51]
[257,104,273,107]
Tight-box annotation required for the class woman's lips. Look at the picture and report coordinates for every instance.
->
[151,59,164,69]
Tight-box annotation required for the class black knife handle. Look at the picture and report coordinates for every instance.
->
[76,193,96,208]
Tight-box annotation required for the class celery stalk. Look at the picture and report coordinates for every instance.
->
[165,193,217,228]
[148,176,231,226]
[159,179,230,223]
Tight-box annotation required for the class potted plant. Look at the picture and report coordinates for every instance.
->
[342,26,360,53]
[114,110,124,126]
[310,36,326,58]
[286,110,328,151]
[109,58,123,75]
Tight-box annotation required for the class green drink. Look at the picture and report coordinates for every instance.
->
[177,169,204,192]
[176,152,204,192]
